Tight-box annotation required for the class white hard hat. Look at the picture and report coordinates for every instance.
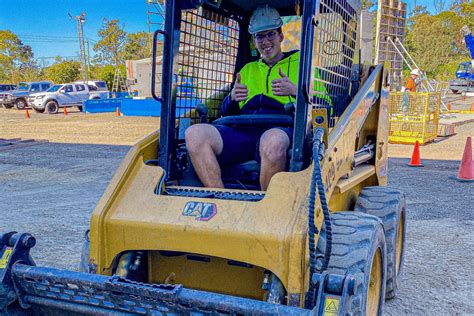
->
[411,69,421,76]
[248,5,283,35]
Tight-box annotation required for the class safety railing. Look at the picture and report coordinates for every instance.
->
[388,92,440,144]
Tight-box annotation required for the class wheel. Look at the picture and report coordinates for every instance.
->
[32,107,45,113]
[316,212,387,315]
[15,98,26,110]
[113,251,148,282]
[77,105,83,112]
[45,100,59,114]
[355,186,406,300]
[451,89,459,94]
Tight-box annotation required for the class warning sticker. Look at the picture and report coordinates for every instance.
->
[0,247,13,269]
[324,296,340,315]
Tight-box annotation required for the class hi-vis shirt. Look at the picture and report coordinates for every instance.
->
[221,50,331,116]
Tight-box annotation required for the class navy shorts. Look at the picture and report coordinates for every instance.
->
[213,124,293,165]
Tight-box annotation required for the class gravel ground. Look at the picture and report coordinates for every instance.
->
[1,106,473,314]
[1,144,473,314]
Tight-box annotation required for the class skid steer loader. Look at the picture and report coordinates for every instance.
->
[1,0,407,314]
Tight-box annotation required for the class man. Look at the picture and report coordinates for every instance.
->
[405,69,420,92]
[185,6,308,190]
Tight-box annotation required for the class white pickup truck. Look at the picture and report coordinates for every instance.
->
[28,81,109,114]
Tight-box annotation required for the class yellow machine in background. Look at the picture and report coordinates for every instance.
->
[1,0,406,315]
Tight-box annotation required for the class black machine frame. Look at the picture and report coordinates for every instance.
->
[152,0,361,184]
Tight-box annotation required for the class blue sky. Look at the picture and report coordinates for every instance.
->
[0,0,437,64]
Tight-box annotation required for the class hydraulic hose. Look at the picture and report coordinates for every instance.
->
[307,128,333,306]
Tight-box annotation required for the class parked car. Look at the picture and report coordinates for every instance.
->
[0,84,16,92]
[0,81,52,109]
[0,84,16,107]
[28,82,107,114]
[74,80,109,99]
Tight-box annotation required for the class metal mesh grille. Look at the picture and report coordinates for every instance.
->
[312,0,359,127]
[176,8,239,121]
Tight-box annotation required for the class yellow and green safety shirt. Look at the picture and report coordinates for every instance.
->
[221,50,332,116]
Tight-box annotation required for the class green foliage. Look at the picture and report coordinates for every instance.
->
[403,1,474,80]
[90,64,125,90]
[123,32,152,60]
[44,60,81,84]
[93,19,127,65]
[0,30,35,83]
[362,0,375,10]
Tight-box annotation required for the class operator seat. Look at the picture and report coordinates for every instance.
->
[181,103,312,190]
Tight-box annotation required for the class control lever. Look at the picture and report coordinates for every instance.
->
[284,102,295,116]
[196,103,208,123]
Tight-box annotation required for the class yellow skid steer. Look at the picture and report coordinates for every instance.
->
[1,0,406,314]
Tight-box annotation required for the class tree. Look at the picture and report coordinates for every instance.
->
[0,30,34,82]
[90,64,125,90]
[123,32,152,60]
[44,59,81,84]
[361,0,375,10]
[403,3,473,80]
[434,0,449,14]
[93,19,126,65]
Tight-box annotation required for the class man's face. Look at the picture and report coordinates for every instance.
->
[254,29,283,61]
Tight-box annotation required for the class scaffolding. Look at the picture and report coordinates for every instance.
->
[388,37,449,111]
[375,0,407,90]
[147,0,165,33]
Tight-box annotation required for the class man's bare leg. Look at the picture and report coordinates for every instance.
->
[185,124,224,188]
[259,128,290,190]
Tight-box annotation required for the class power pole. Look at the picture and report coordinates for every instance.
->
[70,12,88,82]
[86,39,91,78]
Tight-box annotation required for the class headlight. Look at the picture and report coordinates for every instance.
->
[6,95,13,100]
[36,95,44,99]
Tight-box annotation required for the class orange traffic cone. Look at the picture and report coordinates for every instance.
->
[63,106,68,116]
[116,106,121,116]
[470,103,474,112]
[462,94,466,101]
[25,108,30,119]
[447,103,451,111]
[408,140,423,167]
[456,137,474,182]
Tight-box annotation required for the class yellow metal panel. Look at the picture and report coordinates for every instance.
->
[149,252,266,300]
[87,65,386,307]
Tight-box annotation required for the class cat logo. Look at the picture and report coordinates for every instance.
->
[182,202,217,221]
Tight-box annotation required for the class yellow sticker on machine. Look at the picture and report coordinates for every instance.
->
[323,296,340,315]
[0,247,13,269]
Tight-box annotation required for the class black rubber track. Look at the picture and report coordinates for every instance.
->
[316,212,387,315]
[355,186,406,300]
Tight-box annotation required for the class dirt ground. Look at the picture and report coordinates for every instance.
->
[1,104,473,314]
[0,108,161,145]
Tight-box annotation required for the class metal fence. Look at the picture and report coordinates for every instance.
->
[388,92,440,144]
[312,0,359,127]
[176,8,239,121]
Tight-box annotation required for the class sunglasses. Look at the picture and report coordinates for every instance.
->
[254,30,279,43]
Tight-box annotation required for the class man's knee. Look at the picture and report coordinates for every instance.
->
[259,129,290,163]
[185,124,222,154]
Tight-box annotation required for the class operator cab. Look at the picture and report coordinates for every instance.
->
[152,0,361,191]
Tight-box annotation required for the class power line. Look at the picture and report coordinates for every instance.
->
[34,56,80,60]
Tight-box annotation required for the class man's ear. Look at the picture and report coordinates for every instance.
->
[279,32,284,42]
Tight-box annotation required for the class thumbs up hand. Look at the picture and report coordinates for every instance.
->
[272,67,296,96]
[231,73,248,102]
